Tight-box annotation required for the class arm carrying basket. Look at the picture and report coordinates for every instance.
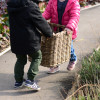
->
[41,23,72,67]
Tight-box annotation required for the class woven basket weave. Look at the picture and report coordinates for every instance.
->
[41,23,72,67]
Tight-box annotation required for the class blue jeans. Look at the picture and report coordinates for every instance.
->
[70,41,77,61]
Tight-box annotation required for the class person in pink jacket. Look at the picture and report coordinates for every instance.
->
[42,0,80,73]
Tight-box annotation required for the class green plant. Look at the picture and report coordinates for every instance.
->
[0,7,10,49]
[78,95,85,100]
[80,49,100,84]
[66,49,100,100]
[0,10,9,39]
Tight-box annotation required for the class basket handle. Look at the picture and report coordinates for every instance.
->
[48,22,65,29]
[40,23,66,36]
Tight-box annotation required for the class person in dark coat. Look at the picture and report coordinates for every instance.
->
[7,0,53,90]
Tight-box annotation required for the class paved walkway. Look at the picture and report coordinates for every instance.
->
[0,5,100,100]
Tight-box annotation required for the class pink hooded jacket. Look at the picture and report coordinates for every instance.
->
[42,0,80,40]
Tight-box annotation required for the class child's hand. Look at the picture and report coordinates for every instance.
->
[64,28,73,34]
[46,33,55,40]
[53,32,56,36]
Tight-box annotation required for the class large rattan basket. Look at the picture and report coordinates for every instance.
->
[41,23,72,67]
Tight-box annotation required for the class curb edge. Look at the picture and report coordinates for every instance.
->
[80,3,100,11]
[0,46,11,57]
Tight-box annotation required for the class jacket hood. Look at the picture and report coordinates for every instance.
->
[7,0,29,13]
[7,0,39,7]
[7,0,29,7]
[7,0,38,13]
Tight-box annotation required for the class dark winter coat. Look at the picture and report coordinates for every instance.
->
[7,0,53,54]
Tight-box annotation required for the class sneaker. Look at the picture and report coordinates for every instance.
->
[67,60,77,71]
[14,79,26,89]
[47,65,60,74]
[24,80,41,91]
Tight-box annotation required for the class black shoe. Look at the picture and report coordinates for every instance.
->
[14,79,26,89]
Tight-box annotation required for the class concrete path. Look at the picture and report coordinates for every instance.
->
[0,5,100,100]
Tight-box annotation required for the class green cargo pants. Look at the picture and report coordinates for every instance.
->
[14,50,42,82]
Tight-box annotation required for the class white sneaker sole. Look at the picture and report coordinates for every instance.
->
[47,70,60,74]
[24,84,41,91]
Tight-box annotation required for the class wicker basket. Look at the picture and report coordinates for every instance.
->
[41,23,72,67]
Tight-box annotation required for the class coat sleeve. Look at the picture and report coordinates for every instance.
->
[66,1,80,31]
[42,0,52,20]
[29,3,53,37]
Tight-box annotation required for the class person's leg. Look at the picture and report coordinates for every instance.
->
[14,54,27,82]
[14,54,27,88]
[70,41,77,62]
[25,50,42,90]
[67,41,77,71]
[27,50,42,81]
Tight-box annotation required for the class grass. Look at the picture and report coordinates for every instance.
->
[80,49,100,84]
[65,48,100,100]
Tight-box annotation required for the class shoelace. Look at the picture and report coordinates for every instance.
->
[31,82,39,88]
[26,80,39,88]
